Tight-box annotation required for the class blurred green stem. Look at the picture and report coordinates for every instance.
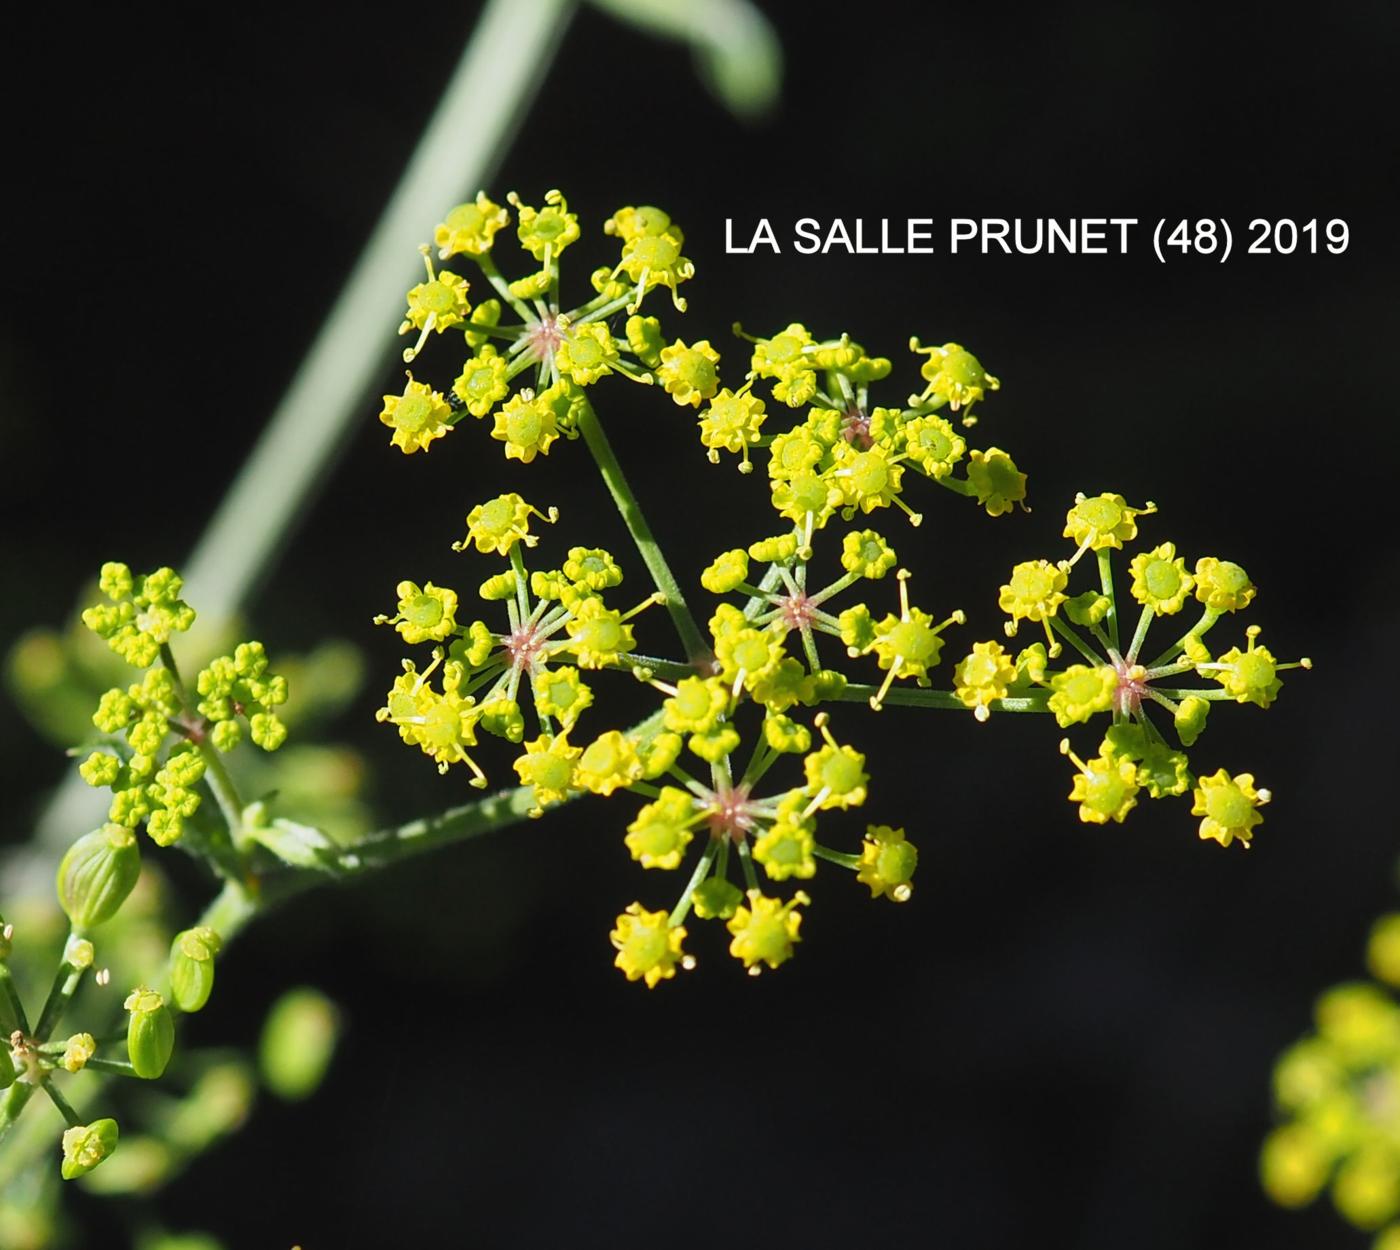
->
[30,0,578,851]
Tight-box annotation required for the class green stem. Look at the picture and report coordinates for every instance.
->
[1050,616,1107,667]
[160,644,247,874]
[40,1081,82,1129]
[1126,604,1155,664]
[833,684,1052,713]
[737,839,760,892]
[32,939,86,1043]
[575,397,708,662]
[614,654,694,682]
[813,844,861,870]
[0,965,29,1036]
[1147,607,1220,669]
[669,838,719,927]
[1097,549,1120,654]
[0,1083,36,1147]
[82,1057,140,1078]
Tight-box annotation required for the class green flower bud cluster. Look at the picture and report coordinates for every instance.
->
[195,641,289,753]
[75,564,291,847]
[80,563,195,668]
[379,191,695,459]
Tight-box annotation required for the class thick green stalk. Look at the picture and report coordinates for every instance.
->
[575,398,708,663]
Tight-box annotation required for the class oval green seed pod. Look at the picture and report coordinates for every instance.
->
[169,927,221,1013]
[60,1117,119,1180]
[124,987,174,1079]
[0,1039,16,1090]
[56,825,141,931]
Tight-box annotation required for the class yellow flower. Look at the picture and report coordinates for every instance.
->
[657,339,721,407]
[513,733,581,815]
[909,339,999,414]
[510,189,580,262]
[434,192,510,258]
[698,388,766,468]
[379,377,452,455]
[856,825,918,901]
[555,322,620,386]
[1368,915,1400,989]
[998,559,1069,654]
[726,889,809,972]
[1193,557,1256,612]
[532,666,593,731]
[399,247,471,362]
[453,345,510,418]
[624,787,699,870]
[1129,542,1194,615]
[611,904,690,988]
[953,640,1016,721]
[1047,664,1117,727]
[965,448,1027,517]
[575,730,643,796]
[1064,743,1140,824]
[374,580,459,645]
[455,493,553,556]
[1209,626,1283,708]
[491,391,560,463]
[1259,1124,1329,1209]
[1191,768,1269,848]
[565,598,637,669]
[1063,492,1155,556]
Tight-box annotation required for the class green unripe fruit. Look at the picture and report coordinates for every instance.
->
[0,1040,16,1090]
[169,927,221,1014]
[57,825,141,930]
[124,987,174,1079]
[61,1118,119,1180]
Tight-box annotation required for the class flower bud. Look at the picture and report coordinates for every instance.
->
[56,825,141,931]
[124,987,174,1079]
[1175,695,1211,747]
[169,927,221,1014]
[259,987,340,1101]
[60,1118,119,1180]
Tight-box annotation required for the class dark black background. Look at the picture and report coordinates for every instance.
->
[2,3,1398,1247]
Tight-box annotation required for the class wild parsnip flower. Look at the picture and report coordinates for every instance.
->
[611,903,690,987]
[1191,769,1269,848]
[727,889,809,973]
[380,377,453,454]
[908,339,999,418]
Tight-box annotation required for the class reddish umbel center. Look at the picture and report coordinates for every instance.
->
[525,315,564,361]
[706,783,757,841]
[1114,656,1151,715]
[506,624,545,672]
[777,592,817,631]
[841,407,873,449]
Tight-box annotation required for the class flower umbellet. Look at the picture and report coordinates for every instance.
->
[365,190,1311,989]
[1259,911,1400,1241]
